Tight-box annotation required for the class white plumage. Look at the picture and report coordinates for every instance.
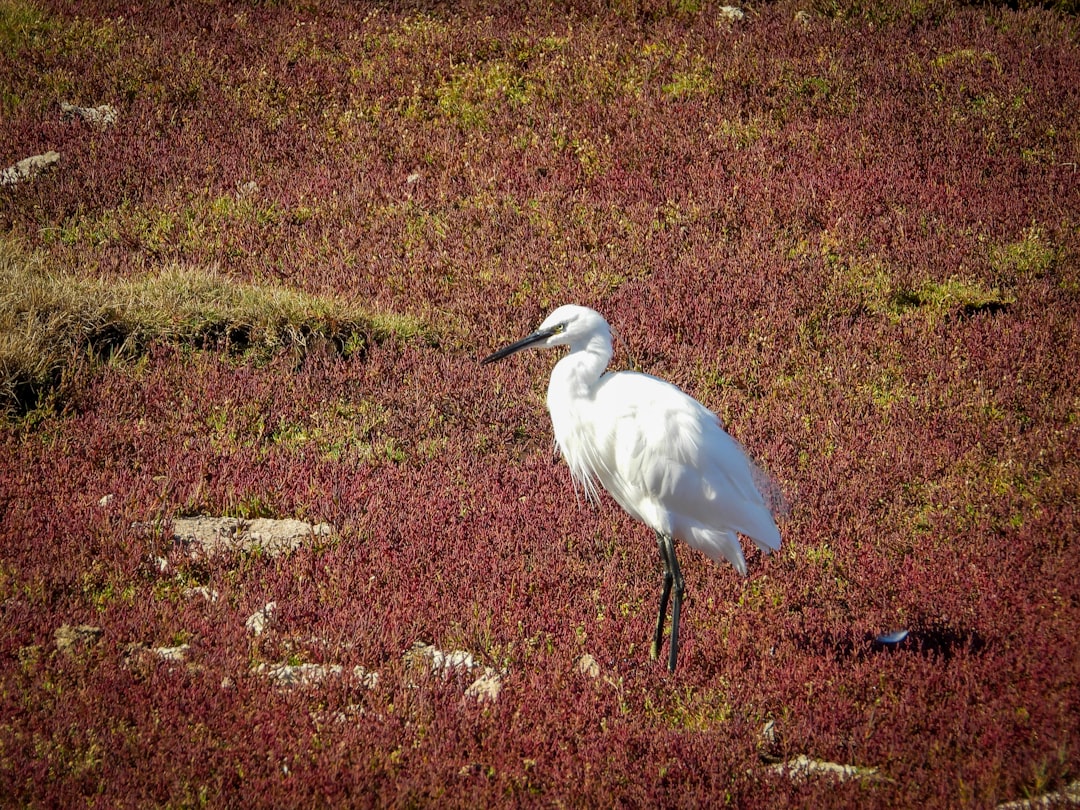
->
[482,304,782,671]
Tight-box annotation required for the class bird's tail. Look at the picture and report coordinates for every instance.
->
[679,505,781,577]
[681,525,749,577]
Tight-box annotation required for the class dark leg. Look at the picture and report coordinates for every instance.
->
[665,533,686,673]
[651,531,673,661]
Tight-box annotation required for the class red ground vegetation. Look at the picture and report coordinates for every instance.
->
[1,0,1078,806]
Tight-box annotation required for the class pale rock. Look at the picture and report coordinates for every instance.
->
[1,152,60,186]
[255,661,378,689]
[170,516,332,558]
[183,586,220,603]
[54,624,103,655]
[404,642,505,703]
[464,670,503,702]
[577,653,601,679]
[768,754,880,783]
[154,644,190,662]
[996,780,1080,809]
[60,102,118,128]
[718,6,745,23]
[245,602,277,636]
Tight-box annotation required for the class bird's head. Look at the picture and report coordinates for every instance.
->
[481,305,610,365]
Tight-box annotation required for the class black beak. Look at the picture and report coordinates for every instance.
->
[480,325,559,365]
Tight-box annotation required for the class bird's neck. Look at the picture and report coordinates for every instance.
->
[547,333,611,403]
[545,333,612,495]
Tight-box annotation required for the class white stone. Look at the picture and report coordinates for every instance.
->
[465,671,503,702]
[153,644,190,662]
[996,780,1080,809]
[60,102,118,128]
[245,602,277,636]
[577,653,601,678]
[1,152,60,186]
[255,661,379,690]
[184,586,220,603]
[171,516,333,558]
[404,642,505,702]
[768,755,880,783]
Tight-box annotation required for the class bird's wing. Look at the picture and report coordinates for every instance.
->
[593,372,781,553]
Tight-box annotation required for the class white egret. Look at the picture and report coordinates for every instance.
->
[482,305,782,672]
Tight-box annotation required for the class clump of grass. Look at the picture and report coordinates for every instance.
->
[663,57,712,99]
[0,240,426,414]
[823,237,1013,321]
[435,61,531,129]
[990,225,1059,282]
[888,276,1015,319]
[0,1,53,59]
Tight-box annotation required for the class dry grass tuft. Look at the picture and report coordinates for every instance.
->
[0,239,426,414]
